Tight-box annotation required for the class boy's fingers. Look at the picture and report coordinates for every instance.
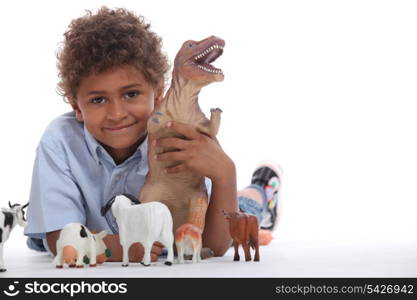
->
[165,121,199,140]
[151,250,161,257]
[152,243,163,256]
[152,246,162,253]
[165,164,187,174]
[151,243,163,261]
[156,151,187,162]
[155,137,189,150]
[153,242,164,248]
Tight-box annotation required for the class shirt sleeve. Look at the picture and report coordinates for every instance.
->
[24,139,86,239]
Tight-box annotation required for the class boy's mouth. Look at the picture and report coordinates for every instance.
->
[105,122,137,132]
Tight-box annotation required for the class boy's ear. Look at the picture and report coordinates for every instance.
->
[69,98,84,122]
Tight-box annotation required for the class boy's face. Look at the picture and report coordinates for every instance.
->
[71,65,162,163]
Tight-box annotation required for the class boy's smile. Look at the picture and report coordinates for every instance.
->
[72,65,161,164]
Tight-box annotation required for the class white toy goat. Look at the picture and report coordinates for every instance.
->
[53,223,110,268]
[0,202,28,272]
[101,195,174,267]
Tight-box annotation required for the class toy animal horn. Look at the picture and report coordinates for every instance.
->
[22,202,29,210]
[101,196,116,216]
[8,201,19,209]
[122,193,141,205]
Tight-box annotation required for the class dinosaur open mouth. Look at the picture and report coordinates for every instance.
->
[193,43,224,74]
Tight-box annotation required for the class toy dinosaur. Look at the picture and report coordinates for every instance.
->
[139,36,225,239]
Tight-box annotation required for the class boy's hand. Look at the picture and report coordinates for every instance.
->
[154,121,234,184]
[104,235,163,262]
[129,242,164,262]
[48,232,164,262]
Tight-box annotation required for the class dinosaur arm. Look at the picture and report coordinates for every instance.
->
[195,108,222,138]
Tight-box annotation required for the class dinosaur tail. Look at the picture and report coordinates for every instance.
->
[62,245,77,265]
[186,193,209,230]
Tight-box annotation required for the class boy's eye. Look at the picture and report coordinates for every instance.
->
[124,91,140,99]
[90,97,106,104]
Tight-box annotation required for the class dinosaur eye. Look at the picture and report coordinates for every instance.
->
[188,43,193,48]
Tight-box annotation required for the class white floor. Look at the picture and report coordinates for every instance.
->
[1,227,417,278]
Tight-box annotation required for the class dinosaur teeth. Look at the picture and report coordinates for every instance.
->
[197,64,223,74]
[192,43,224,75]
[194,44,224,61]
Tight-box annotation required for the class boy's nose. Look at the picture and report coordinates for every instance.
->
[107,99,128,121]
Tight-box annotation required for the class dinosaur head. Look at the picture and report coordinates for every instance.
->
[174,36,225,85]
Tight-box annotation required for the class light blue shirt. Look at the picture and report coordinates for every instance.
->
[24,111,211,251]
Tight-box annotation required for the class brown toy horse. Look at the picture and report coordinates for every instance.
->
[223,211,260,262]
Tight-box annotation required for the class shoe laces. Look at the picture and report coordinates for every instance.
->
[265,177,280,209]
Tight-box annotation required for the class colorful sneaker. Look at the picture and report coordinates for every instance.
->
[250,161,283,231]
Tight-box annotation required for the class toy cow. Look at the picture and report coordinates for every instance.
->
[223,211,260,262]
[101,195,174,267]
[53,223,110,268]
[175,223,202,263]
[0,202,28,272]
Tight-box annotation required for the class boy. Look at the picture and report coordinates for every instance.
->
[24,7,281,261]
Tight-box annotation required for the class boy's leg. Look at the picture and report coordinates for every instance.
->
[237,186,265,223]
[237,161,282,245]
[26,237,47,252]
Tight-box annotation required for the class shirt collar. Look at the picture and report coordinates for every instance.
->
[83,125,101,165]
[136,135,149,175]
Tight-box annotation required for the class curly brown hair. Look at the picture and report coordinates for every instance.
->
[57,6,169,101]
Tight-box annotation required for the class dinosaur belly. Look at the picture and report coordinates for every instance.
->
[139,177,208,232]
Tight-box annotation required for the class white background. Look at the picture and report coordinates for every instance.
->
[0,0,416,249]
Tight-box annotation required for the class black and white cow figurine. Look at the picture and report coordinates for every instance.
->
[53,223,110,268]
[0,201,28,272]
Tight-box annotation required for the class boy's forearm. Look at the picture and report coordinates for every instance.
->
[202,160,237,256]
[103,234,125,262]
[104,234,143,262]
[46,230,60,255]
